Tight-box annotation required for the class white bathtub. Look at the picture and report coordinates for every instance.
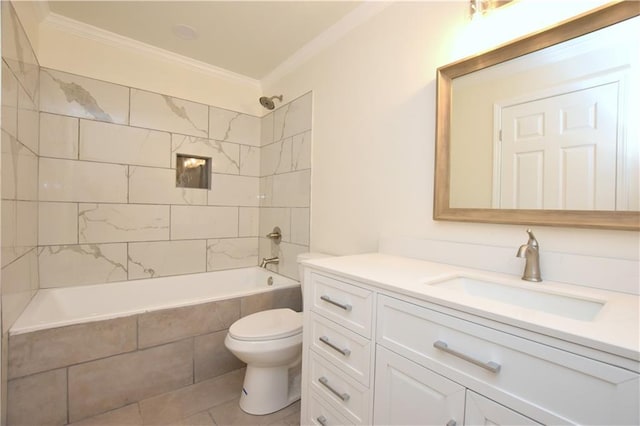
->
[11,267,299,335]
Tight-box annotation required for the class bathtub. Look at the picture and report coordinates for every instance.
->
[10,267,299,335]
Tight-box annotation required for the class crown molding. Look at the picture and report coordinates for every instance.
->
[43,12,261,88]
[261,1,392,87]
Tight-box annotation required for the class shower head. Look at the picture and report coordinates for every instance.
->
[259,95,283,110]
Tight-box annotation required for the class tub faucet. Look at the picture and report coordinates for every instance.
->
[516,229,542,282]
[260,256,279,268]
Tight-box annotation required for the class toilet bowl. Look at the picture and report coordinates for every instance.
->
[224,252,329,415]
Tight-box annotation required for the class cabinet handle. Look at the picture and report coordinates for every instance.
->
[317,415,328,426]
[318,376,350,401]
[319,336,351,356]
[446,420,457,426]
[320,295,352,311]
[433,340,501,373]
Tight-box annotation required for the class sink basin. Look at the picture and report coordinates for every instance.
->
[430,276,605,321]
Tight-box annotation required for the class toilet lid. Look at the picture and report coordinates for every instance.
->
[229,308,303,341]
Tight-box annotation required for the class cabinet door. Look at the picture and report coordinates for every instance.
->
[465,391,542,426]
[374,346,465,426]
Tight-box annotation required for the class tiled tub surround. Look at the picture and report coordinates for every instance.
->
[8,268,302,425]
[1,1,41,334]
[37,67,312,287]
[259,94,312,279]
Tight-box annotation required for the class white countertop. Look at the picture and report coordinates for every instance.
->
[303,253,640,365]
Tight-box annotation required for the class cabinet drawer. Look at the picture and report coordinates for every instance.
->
[309,350,370,424]
[310,313,372,386]
[307,391,353,426]
[310,273,373,338]
[465,390,541,426]
[377,295,639,425]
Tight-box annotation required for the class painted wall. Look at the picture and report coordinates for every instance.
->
[263,1,640,270]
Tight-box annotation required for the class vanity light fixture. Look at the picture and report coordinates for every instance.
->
[470,0,514,19]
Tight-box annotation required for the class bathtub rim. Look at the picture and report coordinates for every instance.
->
[10,267,300,336]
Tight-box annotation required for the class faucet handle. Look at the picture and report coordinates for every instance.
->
[525,228,538,247]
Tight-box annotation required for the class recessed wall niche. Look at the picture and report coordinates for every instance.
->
[176,154,211,189]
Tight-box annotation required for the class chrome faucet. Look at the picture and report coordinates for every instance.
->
[516,229,542,282]
[260,256,279,268]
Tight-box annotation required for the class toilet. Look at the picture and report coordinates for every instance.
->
[224,252,328,415]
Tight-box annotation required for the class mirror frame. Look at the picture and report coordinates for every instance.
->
[434,1,640,230]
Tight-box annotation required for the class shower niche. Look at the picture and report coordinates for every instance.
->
[176,154,211,189]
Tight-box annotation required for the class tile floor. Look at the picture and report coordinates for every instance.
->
[67,397,301,426]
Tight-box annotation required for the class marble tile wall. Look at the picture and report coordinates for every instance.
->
[1,2,41,423]
[37,67,269,287]
[6,287,301,425]
[259,93,312,279]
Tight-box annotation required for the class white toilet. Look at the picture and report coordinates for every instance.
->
[224,252,327,415]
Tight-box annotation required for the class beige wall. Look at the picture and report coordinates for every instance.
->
[263,1,639,265]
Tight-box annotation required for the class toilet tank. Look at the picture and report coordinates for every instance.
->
[296,253,330,292]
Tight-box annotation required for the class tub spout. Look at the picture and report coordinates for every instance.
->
[260,257,279,268]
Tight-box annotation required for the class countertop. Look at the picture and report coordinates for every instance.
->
[302,253,640,367]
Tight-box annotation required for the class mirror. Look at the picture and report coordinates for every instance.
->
[435,2,640,230]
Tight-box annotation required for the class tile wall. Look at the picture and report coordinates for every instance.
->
[1,2,41,423]
[37,69,311,287]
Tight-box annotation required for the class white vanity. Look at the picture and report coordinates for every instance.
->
[300,254,639,425]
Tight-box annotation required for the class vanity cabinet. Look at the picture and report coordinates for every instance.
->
[301,268,640,426]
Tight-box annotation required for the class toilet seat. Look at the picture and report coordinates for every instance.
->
[229,308,302,341]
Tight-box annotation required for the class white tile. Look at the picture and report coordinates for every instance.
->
[1,2,39,100]
[240,145,260,177]
[171,135,239,174]
[39,202,78,246]
[239,207,259,237]
[274,92,312,141]
[207,238,258,271]
[40,113,79,159]
[39,243,128,288]
[40,69,129,124]
[17,84,39,154]
[170,206,238,240]
[259,175,273,207]
[128,166,208,205]
[79,204,170,244]
[208,174,259,207]
[209,107,260,146]
[2,62,19,138]
[2,249,38,333]
[2,130,38,201]
[278,242,309,280]
[128,240,206,279]
[259,208,291,242]
[261,113,274,146]
[1,201,37,268]
[130,89,208,137]
[292,130,311,171]
[80,120,171,167]
[291,208,310,246]
[39,158,128,203]
[271,170,311,207]
[261,139,292,176]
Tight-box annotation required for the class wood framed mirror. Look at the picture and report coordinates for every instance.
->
[434,1,640,230]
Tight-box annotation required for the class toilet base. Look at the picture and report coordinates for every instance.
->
[239,363,301,415]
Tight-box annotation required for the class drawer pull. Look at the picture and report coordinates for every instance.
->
[320,295,352,311]
[433,340,501,373]
[318,376,350,401]
[446,420,457,426]
[319,336,351,356]
[317,415,328,426]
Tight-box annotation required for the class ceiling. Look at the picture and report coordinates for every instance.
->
[47,1,362,80]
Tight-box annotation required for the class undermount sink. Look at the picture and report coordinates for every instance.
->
[430,276,605,321]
